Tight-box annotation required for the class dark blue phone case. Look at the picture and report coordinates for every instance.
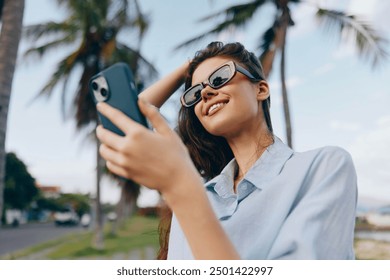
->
[89,62,148,136]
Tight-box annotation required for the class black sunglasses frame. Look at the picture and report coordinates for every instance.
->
[181,61,259,107]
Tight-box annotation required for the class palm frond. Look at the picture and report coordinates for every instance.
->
[26,0,158,129]
[200,0,267,22]
[174,32,214,50]
[258,24,277,78]
[175,21,238,50]
[115,42,158,77]
[27,55,74,111]
[37,56,75,97]
[176,0,268,49]
[23,35,79,61]
[74,64,100,128]
[259,23,277,53]
[23,21,78,41]
[177,12,269,50]
[316,8,389,67]
[108,0,129,27]
[131,0,149,37]
[60,73,71,119]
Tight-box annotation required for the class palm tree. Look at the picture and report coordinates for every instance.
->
[177,0,388,148]
[0,0,25,227]
[23,0,156,248]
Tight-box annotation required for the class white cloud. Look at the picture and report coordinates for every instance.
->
[216,26,246,43]
[348,115,390,201]
[268,76,304,107]
[376,115,390,126]
[269,76,304,91]
[289,4,317,38]
[347,0,377,19]
[137,188,160,208]
[329,120,361,132]
[313,63,335,76]
[372,2,390,31]
[331,43,356,60]
[350,118,390,161]
[318,0,347,10]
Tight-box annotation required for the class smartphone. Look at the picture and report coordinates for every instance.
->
[89,62,147,136]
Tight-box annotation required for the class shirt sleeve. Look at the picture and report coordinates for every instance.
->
[267,147,358,259]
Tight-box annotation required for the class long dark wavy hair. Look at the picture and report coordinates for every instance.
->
[157,41,273,260]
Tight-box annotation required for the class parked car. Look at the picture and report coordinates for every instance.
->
[5,209,27,227]
[54,209,79,226]
[80,213,91,228]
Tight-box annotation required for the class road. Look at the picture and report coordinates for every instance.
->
[0,223,84,257]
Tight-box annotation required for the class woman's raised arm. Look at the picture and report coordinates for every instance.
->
[138,61,189,108]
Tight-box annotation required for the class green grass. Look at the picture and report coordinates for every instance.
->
[3,215,160,260]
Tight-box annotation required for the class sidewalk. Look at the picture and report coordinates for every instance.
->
[355,239,390,260]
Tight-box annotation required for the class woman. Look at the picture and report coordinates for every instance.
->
[96,42,357,259]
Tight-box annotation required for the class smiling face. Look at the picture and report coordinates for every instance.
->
[192,56,268,139]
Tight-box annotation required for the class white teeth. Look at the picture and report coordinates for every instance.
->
[208,102,226,115]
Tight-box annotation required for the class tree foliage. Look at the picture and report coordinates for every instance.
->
[23,0,157,128]
[36,193,91,217]
[4,153,38,210]
[22,0,153,248]
[0,0,4,21]
[56,193,91,217]
[0,0,25,225]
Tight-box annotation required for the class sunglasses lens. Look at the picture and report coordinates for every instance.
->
[183,84,203,106]
[209,65,232,88]
[182,63,236,107]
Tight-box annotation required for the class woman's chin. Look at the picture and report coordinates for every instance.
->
[203,122,235,137]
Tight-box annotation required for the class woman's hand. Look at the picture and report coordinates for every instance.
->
[138,60,190,108]
[95,99,198,194]
[96,99,240,260]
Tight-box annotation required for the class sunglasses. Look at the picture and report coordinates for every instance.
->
[181,61,260,107]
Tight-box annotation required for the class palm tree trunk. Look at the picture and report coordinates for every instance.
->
[279,11,293,148]
[0,0,25,227]
[92,140,104,249]
[110,0,145,233]
[111,180,138,235]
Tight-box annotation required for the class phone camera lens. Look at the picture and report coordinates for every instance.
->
[92,82,98,90]
[100,88,108,97]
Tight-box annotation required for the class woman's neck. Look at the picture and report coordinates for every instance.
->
[227,125,273,191]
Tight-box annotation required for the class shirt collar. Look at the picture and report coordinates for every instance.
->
[244,136,293,190]
[205,136,293,192]
[205,158,236,197]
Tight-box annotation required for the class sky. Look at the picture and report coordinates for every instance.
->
[5,0,390,207]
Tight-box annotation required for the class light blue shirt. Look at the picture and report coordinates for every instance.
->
[167,137,358,259]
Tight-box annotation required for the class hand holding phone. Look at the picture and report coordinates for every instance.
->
[89,62,147,136]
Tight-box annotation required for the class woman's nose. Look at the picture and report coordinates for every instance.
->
[201,84,218,102]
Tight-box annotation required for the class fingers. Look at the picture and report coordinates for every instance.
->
[106,161,128,179]
[99,143,126,167]
[96,125,123,149]
[96,102,143,135]
[138,98,171,134]
[100,144,133,179]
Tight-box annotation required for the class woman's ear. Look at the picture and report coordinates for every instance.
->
[257,81,270,101]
